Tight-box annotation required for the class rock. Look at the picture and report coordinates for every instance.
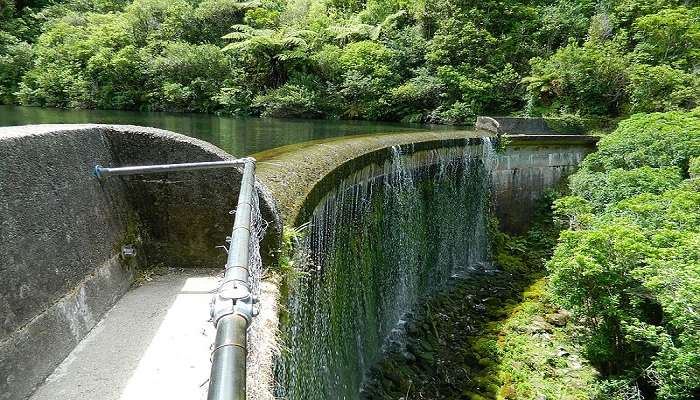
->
[526,316,554,334]
[545,310,570,327]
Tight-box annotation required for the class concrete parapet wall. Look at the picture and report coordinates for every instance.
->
[256,132,597,232]
[476,116,614,135]
[494,137,597,232]
[255,131,485,225]
[0,124,280,400]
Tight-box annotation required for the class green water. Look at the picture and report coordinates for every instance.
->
[0,106,428,156]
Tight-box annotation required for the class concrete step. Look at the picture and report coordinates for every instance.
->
[29,270,220,400]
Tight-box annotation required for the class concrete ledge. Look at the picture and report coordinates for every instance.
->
[256,131,598,231]
[506,134,600,145]
[0,257,132,400]
[255,131,485,226]
[476,116,613,135]
[0,124,281,400]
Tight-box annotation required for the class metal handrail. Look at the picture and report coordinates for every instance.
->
[208,159,257,400]
[93,158,258,400]
[94,159,254,178]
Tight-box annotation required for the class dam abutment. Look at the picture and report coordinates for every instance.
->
[254,131,597,399]
[0,124,281,400]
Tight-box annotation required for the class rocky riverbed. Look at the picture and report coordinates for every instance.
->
[361,272,598,400]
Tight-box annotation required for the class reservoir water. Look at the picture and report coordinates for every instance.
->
[0,105,431,156]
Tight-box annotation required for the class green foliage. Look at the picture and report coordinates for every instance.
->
[628,64,700,113]
[690,156,700,179]
[492,191,561,275]
[146,42,234,112]
[191,0,250,44]
[581,110,700,172]
[526,40,630,116]
[548,110,700,399]
[570,166,683,210]
[631,6,700,68]
[0,31,33,103]
[253,83,321,118]
[2,0,699,120]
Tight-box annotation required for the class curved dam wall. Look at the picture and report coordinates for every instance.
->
[255,132,597,399]
[0,124,280,400]
[493,135,598,232]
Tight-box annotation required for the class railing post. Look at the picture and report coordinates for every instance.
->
[208,159,257,400]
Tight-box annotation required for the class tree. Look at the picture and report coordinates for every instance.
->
[631,6,700,68]
[223,24,314,87]
[525,40,630,115]
[549,110,700,398]
[628,64,700,113]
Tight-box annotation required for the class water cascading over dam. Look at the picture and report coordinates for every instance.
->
[276,138,496,400]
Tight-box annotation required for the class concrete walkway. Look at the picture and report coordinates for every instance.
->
[29,270,220,400]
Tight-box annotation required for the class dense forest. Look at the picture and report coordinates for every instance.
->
[1,0,698,123]
[548,111,700,400]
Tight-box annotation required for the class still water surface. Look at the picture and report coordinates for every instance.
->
[0,106,432,156]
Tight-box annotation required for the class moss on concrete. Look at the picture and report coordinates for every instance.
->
[505,134,600,147]
[255,130,487,226]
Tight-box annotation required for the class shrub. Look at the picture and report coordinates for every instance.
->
[253,83,322,118]
[570,166,683,210]
[628,64,700,113]
[548,110,700,398]
[525,40,630,116]
[581,110,700,172]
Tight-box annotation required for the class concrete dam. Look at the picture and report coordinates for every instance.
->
[0,124,596,400]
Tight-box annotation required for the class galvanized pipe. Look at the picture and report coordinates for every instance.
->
[208,159,257,400]
[208,315,248,400]
[93,159,253,178]
[93,157,258,399]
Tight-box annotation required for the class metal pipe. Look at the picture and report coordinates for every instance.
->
[94,159,254,178]
[208,159,257,400]
[92,156,258,399]
[208,315,248,400]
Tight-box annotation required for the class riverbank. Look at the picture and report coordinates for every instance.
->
[361,189,600,400]
[361,272,599,400]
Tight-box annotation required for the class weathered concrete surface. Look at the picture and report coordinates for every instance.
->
[28,270,217,400]
[255,130,485,225]
[255,131,596,232]
[107,126,282,268]
[1,125,136,400]
[494,136,598,232]
[24,269,280,400]
[476,116,613,135]
[0,257,132,400]
[0,124,281,400]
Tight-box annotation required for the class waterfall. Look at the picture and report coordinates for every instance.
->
[277,138,495,400]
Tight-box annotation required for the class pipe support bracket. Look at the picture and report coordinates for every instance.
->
[210,282,259,327]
